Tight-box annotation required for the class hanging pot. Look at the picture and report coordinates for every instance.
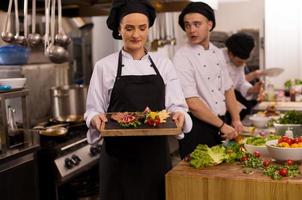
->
[50,85,87,123]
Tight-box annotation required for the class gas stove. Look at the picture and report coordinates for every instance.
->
[54,137,102,182]
[37,121,101,199]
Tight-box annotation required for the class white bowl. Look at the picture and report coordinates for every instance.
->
[266,140,302,161]
[249,115,270,128]
[0,78,26,89]
[244,143,269,157]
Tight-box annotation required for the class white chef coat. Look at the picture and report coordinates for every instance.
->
[222,48,253,100]
[85,50,192,144]
[173,42,233,116]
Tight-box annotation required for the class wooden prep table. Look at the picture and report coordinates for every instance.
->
[166,161,302,200]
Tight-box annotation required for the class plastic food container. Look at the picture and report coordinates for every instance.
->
[0,78,26,89]
[273,123,302,137]
[0,45,30,65]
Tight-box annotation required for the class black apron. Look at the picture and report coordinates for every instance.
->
[178,113,223,159]
[99,51,171,200]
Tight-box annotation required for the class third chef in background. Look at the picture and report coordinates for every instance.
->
[223,32,263,118]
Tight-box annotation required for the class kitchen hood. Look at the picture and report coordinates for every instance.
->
[0,0,191,17]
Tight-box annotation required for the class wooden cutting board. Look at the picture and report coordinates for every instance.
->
[101,113,181,137]
[166,161,302,200]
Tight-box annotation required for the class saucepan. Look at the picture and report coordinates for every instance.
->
[50,85,87,123]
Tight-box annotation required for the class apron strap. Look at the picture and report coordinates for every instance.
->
[116,50,123,78]
[148,55,161,76]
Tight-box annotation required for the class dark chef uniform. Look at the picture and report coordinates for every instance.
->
[99,51,171,200]
[84,0,192,199]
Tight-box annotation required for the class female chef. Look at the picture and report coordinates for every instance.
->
[84,0,192,199]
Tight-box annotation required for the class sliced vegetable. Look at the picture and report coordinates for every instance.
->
[144,109,170,127]
[277,110,302,124]
[246,135,280,146]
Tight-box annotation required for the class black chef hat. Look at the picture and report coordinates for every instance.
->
[178,2,216,32]
[225,32,255,59]
[106,0,156,40]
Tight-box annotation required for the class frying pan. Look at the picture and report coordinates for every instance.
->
[39,127,67,136]
[54,114,84,123]
[34,123,68,137]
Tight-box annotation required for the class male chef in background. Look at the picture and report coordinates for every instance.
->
[223,32,263,118]
[173,2,243,158]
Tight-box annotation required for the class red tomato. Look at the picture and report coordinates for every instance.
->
[147,119,153,126]
[279,168,288,177]
[155,119,160,126]
[253,151,261,158]
[240,156,248,162]
[286,138,294,145]
[281,136,289,140]
[263,160,271,167]
[279,136,288,144]
[286,160,294,165]
[298,137,302,143]
[293,138,299,144]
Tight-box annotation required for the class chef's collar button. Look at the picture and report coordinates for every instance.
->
[216,63,219,66]
[198,53,201,56]
[212,50,215,53]
[218,88,221,91]
[215,101,218,104]
[203,65,207,67]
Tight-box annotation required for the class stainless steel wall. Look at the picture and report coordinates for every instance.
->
[0,63,69,125]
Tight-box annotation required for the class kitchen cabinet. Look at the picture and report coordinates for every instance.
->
[0,145,39,200]
[166,161,302,200]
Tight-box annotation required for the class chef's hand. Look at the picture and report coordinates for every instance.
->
[91,113,108,132]
[232,120,243,134]
[220,124,238,140]
[172,111,185,129]
[254,70,265,79]
[248,81,263,94]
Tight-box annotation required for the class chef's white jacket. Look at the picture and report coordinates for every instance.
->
[85,50,192,144]
[222,48,253,100]
[173,42,233,116]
